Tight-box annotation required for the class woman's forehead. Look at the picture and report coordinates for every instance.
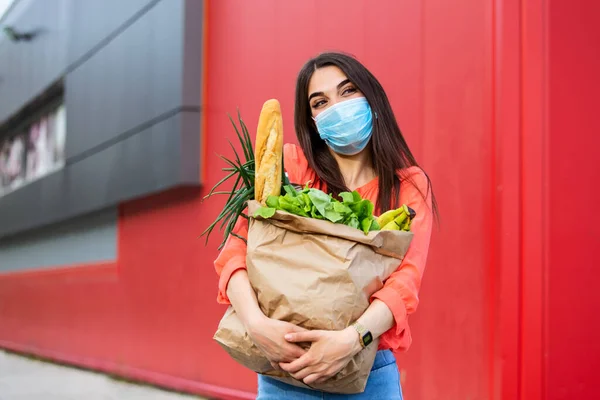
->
[308,66,349,97]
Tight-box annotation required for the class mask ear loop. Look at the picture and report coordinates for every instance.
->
[310,117,320,138]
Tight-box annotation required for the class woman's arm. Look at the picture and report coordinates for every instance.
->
[354,298,395,341]
[214,215,308,365]
[226,269,264,329]
[369,169,433,350]
[214,215,250,305]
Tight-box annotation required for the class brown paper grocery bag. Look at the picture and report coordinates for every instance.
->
[214,200,413,394]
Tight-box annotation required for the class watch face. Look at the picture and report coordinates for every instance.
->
[363,332,373,347]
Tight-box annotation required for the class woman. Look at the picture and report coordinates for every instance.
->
[214,52,436,399]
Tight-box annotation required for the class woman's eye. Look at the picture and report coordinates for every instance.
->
[312,100,326,108]
[342,87,357,95]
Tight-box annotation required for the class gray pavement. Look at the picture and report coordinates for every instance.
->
[0,350,204,400]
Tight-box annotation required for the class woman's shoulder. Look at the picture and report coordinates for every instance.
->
[398,165,428,183]
[283,143,314,185]
[283,143,304,162]
[397,166,431,199]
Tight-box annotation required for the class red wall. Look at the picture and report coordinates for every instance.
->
[0,1,598,399]
[546,1,600,398]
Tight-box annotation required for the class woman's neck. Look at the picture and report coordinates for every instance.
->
[330,148,376,191]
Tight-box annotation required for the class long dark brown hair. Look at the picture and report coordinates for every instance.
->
[294,52,438,216]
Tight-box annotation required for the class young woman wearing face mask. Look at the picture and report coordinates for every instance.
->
[214,52,436,399]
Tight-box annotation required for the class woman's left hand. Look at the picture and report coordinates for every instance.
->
[278,327,362,385]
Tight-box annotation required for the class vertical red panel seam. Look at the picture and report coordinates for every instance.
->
[517,1,525,399]
[520,0,546,397]
[517,0,526,400]
[489,0,497,397]
[199,0,210,185]
[493,0,523,397]
[541,0,549,397]
[420,0,426,165]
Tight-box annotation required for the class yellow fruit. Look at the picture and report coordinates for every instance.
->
[382,221,400,230]
[394,211,408,226]
[401,218,411,231]
[376,208,404,227]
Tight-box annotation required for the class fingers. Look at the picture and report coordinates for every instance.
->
[284,343,307,360]
[304,372,325,385]
[279,352,315,374]
[289,365,319,381]
[306,368,337,385]
[274,342,306,363]
[284,330,322,343]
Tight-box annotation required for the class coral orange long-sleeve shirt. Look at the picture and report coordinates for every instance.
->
[214,144,433,352]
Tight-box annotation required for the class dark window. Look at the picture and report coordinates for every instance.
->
[0,81,65,197]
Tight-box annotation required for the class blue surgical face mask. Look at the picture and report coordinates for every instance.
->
[314,97,374,156]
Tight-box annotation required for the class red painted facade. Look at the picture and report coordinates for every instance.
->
[0,1,598,399]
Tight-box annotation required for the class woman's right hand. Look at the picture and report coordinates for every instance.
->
[246,314,308,368]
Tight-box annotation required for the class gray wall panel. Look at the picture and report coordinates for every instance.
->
[0,0,164,123]
[65,0,185,159]
[180,110,201,181]
[182,0,203,108]
[0,207,117,272]
[67,0,157,65]
[0,110,199,238]
[0,0,203,238]
[0,0,68,123]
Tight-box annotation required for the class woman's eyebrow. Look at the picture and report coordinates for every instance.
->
[308,91,323,101]
[308,79,352,101]
[336,78,351,89]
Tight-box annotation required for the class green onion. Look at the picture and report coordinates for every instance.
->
[202,110,285,250]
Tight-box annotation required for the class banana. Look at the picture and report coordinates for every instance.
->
[377,205,417,232]
[376,208,404,228]
[394,210,408,226]
[382,220,400,230]
[402,218,411,231]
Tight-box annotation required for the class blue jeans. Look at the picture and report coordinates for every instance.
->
[257,350,403,399]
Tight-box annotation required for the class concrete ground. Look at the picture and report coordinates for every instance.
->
[0,350,205,400]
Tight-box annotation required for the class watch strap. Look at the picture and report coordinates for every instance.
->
[351,322,372,348]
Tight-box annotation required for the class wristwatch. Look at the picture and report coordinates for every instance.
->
[351,322,373,348]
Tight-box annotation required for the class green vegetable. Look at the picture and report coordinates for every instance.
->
[346,216,360,230]
[253,207,277,219]
[266,196,279,209]
[253,185,380,234]
[279,194,309,217]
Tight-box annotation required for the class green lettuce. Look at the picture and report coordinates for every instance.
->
[253,185,380,234]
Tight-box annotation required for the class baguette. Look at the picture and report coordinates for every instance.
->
[254,99,284,204]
